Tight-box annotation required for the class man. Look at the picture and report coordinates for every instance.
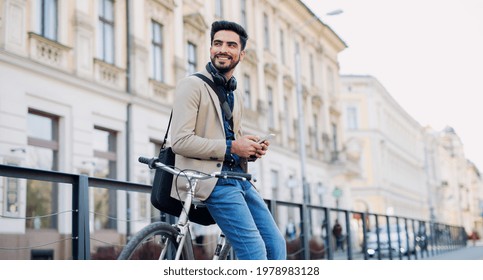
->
[332,219,344,251]
[170,20,286,260]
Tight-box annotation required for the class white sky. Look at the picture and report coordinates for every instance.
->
[302,0,483,171]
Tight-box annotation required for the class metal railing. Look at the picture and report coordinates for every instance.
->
[0,164,149,260]
[0,164,467,260]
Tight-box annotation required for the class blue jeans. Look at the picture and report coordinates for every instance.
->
[204,173,286,260]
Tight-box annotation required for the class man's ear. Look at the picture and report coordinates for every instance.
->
[239,50,245,61]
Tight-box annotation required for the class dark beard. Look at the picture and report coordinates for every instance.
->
[211,57,240,74]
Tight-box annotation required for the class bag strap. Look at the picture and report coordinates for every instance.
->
[193,73,233,127]
[162,111,172,149]
[162,73,232,151]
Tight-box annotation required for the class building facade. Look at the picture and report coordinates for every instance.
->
[340,75,483,236]
[425,126,483,233]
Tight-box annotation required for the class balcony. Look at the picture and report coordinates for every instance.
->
[28,32,71,71]
[93,59,126,90]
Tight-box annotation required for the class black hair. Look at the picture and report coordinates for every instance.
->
[210,20,248,50]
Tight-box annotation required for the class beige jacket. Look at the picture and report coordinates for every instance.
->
[170,68,247,201]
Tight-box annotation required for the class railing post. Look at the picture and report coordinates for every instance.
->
[395,217,402,260]
[375,215,381,260]
[410,219,417,260]
[386,216,393,260]
[72,176,80,259]
[72,175,90,260]
[344,210,352,260]
[361,212,368,260]
[325,208,333,260]
[300,204,310,259]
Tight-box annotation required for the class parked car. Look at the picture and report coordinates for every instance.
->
[366,224,415,258]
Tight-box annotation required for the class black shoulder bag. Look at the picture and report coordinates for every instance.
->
[151,112,215,226]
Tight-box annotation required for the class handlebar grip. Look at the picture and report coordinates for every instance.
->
[138,156,159,169]
[219,171,252,181]
[138,156,150,164]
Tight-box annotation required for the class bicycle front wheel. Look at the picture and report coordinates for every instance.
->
[118,222,194,260]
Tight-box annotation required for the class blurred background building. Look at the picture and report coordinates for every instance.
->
[0,0,481,259]
[339,75,482,232]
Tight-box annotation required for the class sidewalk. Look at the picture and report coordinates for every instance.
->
[424,241,483,260]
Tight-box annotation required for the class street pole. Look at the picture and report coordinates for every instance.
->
[295,43,311,260]
[293,8,343,260]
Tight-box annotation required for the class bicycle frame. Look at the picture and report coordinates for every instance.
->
[134,156,246,260]
[154,163,230,260]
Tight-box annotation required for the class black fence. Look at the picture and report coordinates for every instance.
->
[0,164,467,260]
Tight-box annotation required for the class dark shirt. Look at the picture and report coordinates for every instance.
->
[218,85,240,171]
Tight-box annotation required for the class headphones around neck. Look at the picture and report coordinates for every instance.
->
[206,62,237,91]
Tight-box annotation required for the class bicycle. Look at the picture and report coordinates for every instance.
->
[117,156,252,260]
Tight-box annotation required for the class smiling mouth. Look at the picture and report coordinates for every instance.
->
[216,56,231,63]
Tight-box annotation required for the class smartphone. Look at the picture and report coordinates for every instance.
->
[258,133,275,144]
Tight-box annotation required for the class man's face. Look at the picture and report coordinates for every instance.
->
[210,30,245,74]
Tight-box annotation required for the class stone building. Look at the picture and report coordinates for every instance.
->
[340,75,483,236]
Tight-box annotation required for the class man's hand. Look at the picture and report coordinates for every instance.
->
[231,135,269,158]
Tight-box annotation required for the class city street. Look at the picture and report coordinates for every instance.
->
[329,241,483,260]
[424,241,483,260]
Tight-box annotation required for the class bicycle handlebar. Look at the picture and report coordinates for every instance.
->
[138,156,158,168]
[138,156,252,181]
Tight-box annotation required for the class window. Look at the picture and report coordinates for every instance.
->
[93,126,117,229]
[347,106,358,130]
[215,0,223,18]
[38,0,58,41]
[152,20,164,81]
[312,113,319,151]
[243,74,251,109]
[98,0,115,64]
[240,0,247,29]
[331,122,339,161]
[186,42,197,75]
[310,53,315,86]
[284,96,290,137]
[317,182,324,204]
[287,174,297,202]
[294,42,300,77]
[267,86,275,129]
[270,169,279,200]
[263,13,270,50]
[270,169,279,221]
[327,67,335,95]
[280,29,285,65]
[4,175,19,216]
[26,109,59,229]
